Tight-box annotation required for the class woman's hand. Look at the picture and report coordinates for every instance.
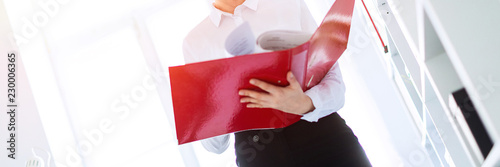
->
[239,71,315,115]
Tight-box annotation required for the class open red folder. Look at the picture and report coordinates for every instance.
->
[169,0,355,144]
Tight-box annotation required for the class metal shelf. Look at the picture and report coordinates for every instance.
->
[378,0,500,166]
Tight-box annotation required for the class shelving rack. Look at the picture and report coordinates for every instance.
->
[373,0,500,166]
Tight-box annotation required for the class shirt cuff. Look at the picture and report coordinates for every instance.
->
[301,91,322,122]
[200,134,230,154]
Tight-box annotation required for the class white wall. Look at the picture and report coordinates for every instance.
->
[0,0,438,166]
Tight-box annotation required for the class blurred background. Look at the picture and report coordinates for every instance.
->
[1,0,499,166]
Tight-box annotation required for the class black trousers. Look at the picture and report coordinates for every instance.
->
[234,112,371,167]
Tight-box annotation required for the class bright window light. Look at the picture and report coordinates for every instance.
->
[50,27,175,166]
[2,0,428,166]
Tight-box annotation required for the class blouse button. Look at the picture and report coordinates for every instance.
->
[252,135,259,142]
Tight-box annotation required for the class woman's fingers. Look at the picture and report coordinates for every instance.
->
[238,71,312,114]
[240,95,272,108]
[286,71,302,89]
[246,103,265,108]
[240,97,259,103]
[249,78,278,94]
[239,89,271,100]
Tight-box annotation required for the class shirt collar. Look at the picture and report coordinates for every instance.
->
[209,0,259,27]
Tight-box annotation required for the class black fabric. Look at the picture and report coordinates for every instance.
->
[234,112,371,167]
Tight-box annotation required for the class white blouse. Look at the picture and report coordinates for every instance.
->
[182,0,346,154]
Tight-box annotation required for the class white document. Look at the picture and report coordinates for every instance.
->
[257,30,312,51]
[225,22,313,55]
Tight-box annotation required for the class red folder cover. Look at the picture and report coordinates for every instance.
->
[170,0,355,144]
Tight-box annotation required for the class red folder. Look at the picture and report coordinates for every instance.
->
[169,0,355,144]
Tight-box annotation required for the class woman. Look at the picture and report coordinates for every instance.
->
[182,0,371,166]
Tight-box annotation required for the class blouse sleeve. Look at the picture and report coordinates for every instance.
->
[302,63,346,122]
[182,38,197,64]
[298,0,346,122]
[183,38,232,154]
[200,135,231,154]
[300,0,318,34]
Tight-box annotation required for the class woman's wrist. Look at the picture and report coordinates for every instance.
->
[296,94,315,115]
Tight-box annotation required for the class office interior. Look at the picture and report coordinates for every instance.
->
[0,0,499,166]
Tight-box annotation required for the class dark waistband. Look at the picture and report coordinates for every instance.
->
[234,112,360,167]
